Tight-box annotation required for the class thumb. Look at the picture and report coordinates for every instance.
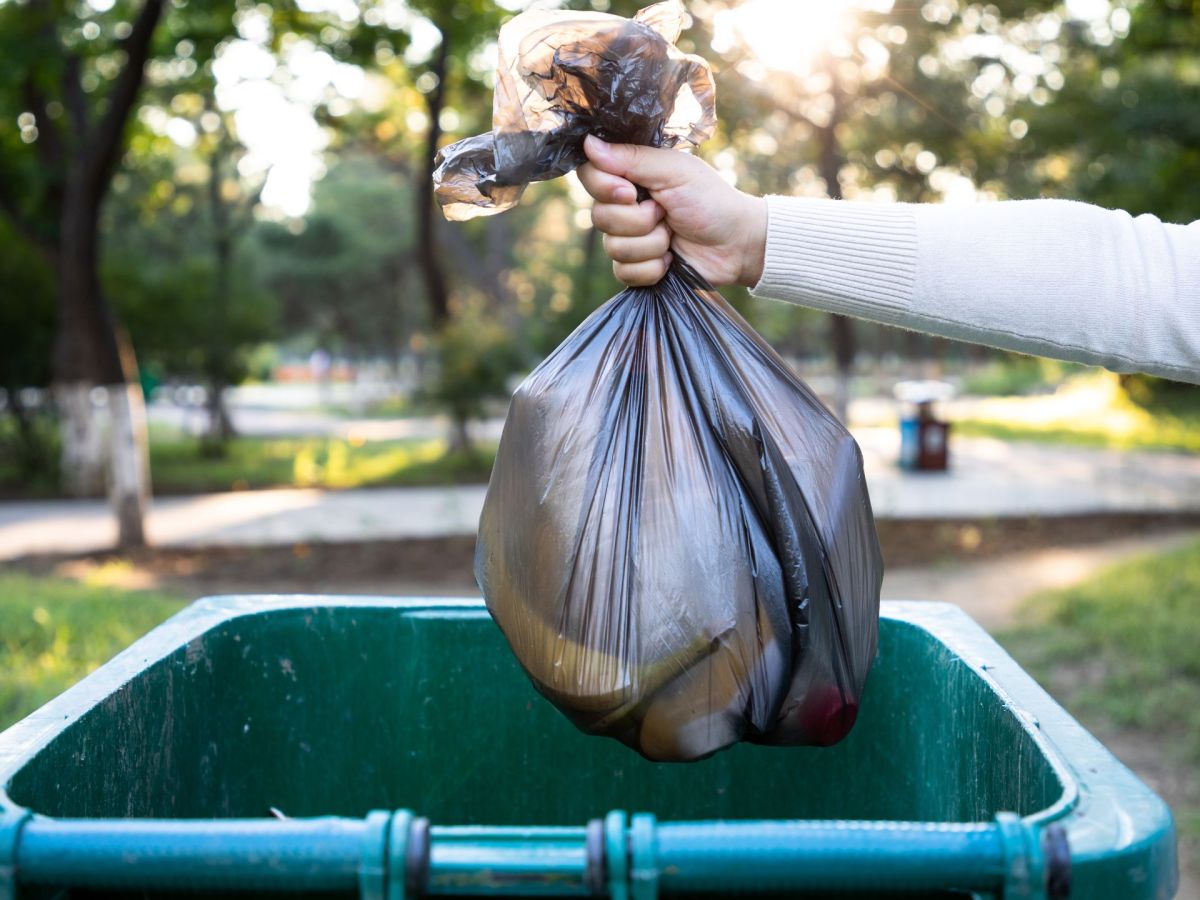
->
[584,135,692,192]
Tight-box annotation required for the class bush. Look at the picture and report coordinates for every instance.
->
[1119,373,1200,414]
[424,310,524,454]
[0,409,60,496]
[961,355,1086,396]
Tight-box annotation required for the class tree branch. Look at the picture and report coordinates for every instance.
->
[86,0,165,195]
[62,55,90,140]
[24,0,87,145]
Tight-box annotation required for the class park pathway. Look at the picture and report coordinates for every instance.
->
[4,430,1200,560]
[882,529,1200,630]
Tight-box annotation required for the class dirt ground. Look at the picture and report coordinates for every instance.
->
[12,511,1200,598]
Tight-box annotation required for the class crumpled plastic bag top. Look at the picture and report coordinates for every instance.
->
[434,0,715,220]
[435,0,883,761]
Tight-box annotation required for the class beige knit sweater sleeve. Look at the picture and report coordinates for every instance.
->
[750,196,1200,384]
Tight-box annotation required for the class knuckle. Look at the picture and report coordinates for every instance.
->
[577,165,600,193]
[591,205,612,232]
[608,238,637,263]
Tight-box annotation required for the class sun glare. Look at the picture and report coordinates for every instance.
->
[713,0,893,75]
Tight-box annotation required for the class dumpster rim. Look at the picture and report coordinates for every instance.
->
[0,595,1079,825]
[0,594,1175,896]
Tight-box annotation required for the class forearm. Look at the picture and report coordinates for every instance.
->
[750,196,1200,384]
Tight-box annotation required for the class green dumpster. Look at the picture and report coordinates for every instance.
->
[0,597,1177,899]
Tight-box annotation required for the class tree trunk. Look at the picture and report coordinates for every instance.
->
[108,380,149,547]
[13,0,164,546]
[202,385,234,455]
[204,126,235,454]
[450,409,472,457]
[829,316,855,423]
[53,189,150,545]
[817,57,854,423]
[56,384,107,496]
[54,190,122,495]
[417,38,451,329]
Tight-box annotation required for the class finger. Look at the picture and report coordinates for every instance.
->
[591,199,663,237]
[614,253,672,287]
[584,135,695,192]
[577,162,637,204]
[603,224,672,263]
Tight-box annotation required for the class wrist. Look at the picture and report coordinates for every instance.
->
[736,193,768,288]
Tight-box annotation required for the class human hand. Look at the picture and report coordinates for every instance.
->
[578,135,767,288]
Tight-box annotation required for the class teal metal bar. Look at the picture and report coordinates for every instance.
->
[655,819,1010,894]
[428,826,590,895]
[629,813,659,900]
[16,816,369,891]
[605,810,629,900]
[0,807,31,900]
[11,810,1055,896]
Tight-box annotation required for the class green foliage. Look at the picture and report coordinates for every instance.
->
[953,417,1200,453]
[0,217,59,487]
[148,434,495,494]
[0,573,185,731]
[1007,2,1200,223]
[1000,538,1200,782]
[0,415,60,497]
[106,248,274,386]
[961,355,1086,396]
[424,308,524,440]
[253,156,415,358]
[3,0,1198,440]
[955,373,1200,452]
[1119,373,1200,414]
[0,219,54,391]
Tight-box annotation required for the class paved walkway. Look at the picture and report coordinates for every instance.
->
[4,430,1200,559]
[883,530,1200,630]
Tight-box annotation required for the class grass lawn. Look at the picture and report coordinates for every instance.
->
[998,540,1200,853]
[954,416,1200,453]
[0,416,496,497]
[955,372,1200,453]
[150,435,495,494]
[0,571,186,732]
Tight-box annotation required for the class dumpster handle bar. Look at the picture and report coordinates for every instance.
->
[1,807,1070,899]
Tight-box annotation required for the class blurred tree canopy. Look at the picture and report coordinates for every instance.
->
[1010,0,1200,223]
[1,0,1197,509]
[255,155,412,362]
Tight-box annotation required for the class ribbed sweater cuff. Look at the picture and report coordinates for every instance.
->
[750,196,918,321]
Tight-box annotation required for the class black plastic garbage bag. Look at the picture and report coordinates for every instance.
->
[435,0,882,762]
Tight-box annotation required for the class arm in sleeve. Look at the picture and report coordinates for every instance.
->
[750,195,1200,384]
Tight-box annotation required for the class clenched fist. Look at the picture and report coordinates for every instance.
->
[579,134,768,288]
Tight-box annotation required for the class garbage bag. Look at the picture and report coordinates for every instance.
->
[435,0,882,762]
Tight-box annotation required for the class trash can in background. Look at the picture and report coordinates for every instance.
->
[896,380,954,471]
[0,595,1178,898]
